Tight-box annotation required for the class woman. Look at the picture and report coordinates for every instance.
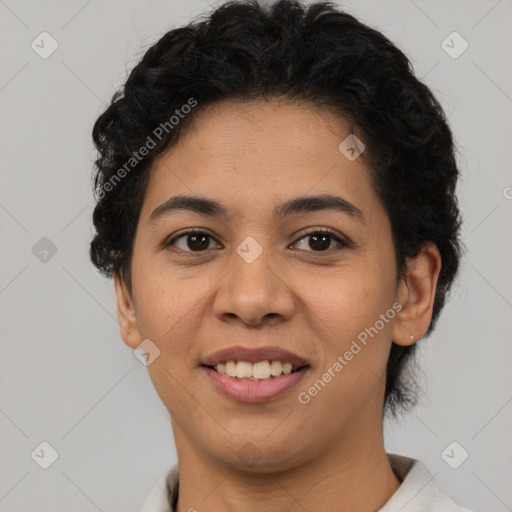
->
[89,1,472,510]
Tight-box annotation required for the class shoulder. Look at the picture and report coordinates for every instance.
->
[380,453,475,512]
[139,464,179,512]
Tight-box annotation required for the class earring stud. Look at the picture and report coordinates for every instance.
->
[410,335,414,341]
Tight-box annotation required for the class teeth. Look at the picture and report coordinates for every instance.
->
[270,360,283,376]
[213,360,298,380]
[282,362,293,375]
[225,361,237,377]
[236,361,253,379]
[253,361,271,380]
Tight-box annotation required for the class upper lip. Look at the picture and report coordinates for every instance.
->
[201,345,309,367]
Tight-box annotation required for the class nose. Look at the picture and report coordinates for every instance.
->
[212,244,296,327]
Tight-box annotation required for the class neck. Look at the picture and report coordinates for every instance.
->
[172,418,401,512]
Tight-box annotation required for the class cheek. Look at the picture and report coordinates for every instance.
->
[129,265,209,390]
[133,276,205,344]
[303,263,396,392]
[130,237,206,335]
[131,271,210,418]
[306,262,394,335]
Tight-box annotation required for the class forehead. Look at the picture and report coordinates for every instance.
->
[141,99,378,222]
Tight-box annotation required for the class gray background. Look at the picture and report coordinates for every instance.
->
[1,0,511,510]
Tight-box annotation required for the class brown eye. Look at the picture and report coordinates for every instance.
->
[293,229,346,252]
[166,231,220,252]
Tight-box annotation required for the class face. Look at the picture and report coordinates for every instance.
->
[115,99,439,472]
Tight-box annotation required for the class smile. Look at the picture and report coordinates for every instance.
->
[202,364,310,403]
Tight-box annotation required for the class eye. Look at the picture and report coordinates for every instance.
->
[164,228,347,254]
[292,229,347,253]
[165,229,220,253]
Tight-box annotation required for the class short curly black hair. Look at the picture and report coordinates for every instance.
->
[90,0,462,416]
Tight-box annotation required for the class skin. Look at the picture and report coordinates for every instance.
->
[114,98,441,512]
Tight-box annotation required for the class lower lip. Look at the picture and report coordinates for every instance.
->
[202,366,309,403]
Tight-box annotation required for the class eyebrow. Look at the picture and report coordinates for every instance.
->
[148,193,364,225]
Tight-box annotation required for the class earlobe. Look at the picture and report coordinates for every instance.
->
[392,243,442,347]
[113,272,141,349]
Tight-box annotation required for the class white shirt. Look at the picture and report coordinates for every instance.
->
[140,453,474,512]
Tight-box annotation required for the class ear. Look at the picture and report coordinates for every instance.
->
[392,243,442,346]
[113,272,142,349]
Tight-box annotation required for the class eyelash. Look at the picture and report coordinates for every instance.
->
[164,228,348,255]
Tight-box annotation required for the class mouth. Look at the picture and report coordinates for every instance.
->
[201,361,310,403]
[200,345,311,402]
[202,361,308,380]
